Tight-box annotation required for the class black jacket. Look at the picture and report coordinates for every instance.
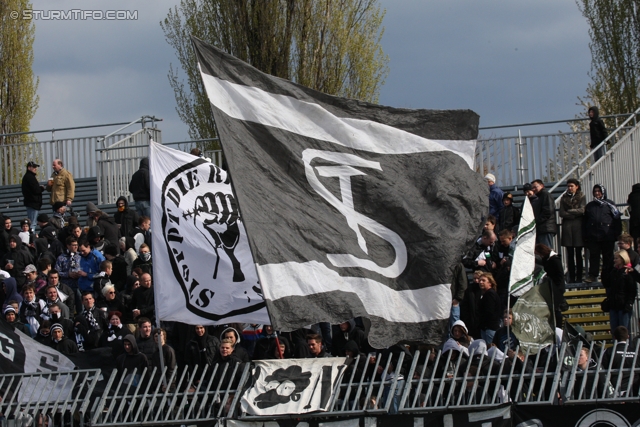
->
[584,185,621,242]
[478,289,502,331]
[627,183,640,238]
[589,106,608,148]
[131,285,155,323]
[96,214,120,251]
[114,197,139,239]
[602,266,637,312]
[535,188,557,235]
[22,170,44,210]
[129,158,150,202]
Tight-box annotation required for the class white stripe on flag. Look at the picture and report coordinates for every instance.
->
[258,261,452,323]
[199,68,476,168]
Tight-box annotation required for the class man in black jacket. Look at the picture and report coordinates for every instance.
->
[531,179,557,250]
[129,158,150,217]
[589,106,608,162]
[21,161,45,232]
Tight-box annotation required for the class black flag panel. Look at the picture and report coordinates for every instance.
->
[193,37,487,347]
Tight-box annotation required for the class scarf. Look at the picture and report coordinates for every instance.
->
[107,324,123,342]
[593,184,620,217]
[83,307,100,331]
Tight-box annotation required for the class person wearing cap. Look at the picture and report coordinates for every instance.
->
[49,323,78,354]
[23,264,39,289]
[485,173,504,222]
[49,202,67,230]
[497,192,520,232]
[22,161,46,232]
[46,159,75,207]
[18,219,35,247]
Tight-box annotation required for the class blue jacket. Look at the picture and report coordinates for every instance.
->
[489,184,504,220]
[78,249,105,292]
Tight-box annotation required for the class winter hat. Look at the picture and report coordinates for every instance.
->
[37,213,49,223]
[52,201,66,212]
[503,192,514,201]
[86,202,99,214]
[4,306,16,314]
[523,183,533,192]
[51,323,64,333]
[20,218,31,226]
[484,173,496,183]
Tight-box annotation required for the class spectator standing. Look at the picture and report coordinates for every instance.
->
[531,179,557,249]
[21,161,45,231]
[114,196,139,240]
[602,250,637,331]
[583,184,621,282]
[485,173,504,222]
[129,158,150,217]
[535,244,566,327]
[559,178,586,283]
[477,272,502,344]
[46,159,75,207]
[131,273,155,324]
[627,183,640,251]
[498,193,520,232]
[588,106,608,162]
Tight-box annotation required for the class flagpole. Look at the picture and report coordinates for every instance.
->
[148,139,167,389]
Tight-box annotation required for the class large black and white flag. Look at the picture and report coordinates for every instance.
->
[193,38,487,347]
[241,358,346,415]
[0,322,75,374]
[149,141,269,324]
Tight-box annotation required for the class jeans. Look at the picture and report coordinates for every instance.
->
[449,304,460,332]
[536,233,555,250]
[481,329,496,344]
[609,310,631,332]
[593,145,606,162]
[25,207,38,231]
[135,200,151,218]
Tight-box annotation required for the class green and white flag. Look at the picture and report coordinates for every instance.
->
[508,196,536,297]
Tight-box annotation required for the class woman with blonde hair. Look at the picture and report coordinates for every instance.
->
[602,250,637,331]
[477,272,502,344]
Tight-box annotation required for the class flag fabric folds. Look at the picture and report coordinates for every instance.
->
[508,196,536,297]
[0,322,75,373]
[241,358,347,415]
[149,140,269,325]
[192,37,487,347]
[511,271,556,354]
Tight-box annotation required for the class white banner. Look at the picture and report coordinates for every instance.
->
[241,358,347,415]
[149,140,269,324]
[508,196,536,297]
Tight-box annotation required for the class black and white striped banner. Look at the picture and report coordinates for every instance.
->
[193,37,487,347]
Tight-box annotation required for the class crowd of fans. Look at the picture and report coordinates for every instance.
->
[1,159,639,404]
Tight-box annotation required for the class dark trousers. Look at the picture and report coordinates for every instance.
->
[565,246,584,283]
[586,240,615,278]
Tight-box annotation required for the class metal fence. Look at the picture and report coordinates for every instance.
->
[5,341,640,426]
[0,369,100,427]
[0,134,130,187]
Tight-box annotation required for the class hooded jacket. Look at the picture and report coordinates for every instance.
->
[331,319,368,357]
[116,334,149,373]
[584,184,621,242]
[588,106,608,148]
[114,196,139,239]
[95,214,120,252]
[220,326,250,362]
[129,158,150,202]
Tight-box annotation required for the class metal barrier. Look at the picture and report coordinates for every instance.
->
[0,369,100,427]
[4,342,640,426]
[0,134,130,187]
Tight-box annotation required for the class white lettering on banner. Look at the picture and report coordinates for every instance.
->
[302,149,407,278]
[0,332,16,361]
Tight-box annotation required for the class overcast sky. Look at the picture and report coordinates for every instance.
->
[27,0,592,143]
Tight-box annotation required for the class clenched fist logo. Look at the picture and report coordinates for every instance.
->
[193,191,245,282]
